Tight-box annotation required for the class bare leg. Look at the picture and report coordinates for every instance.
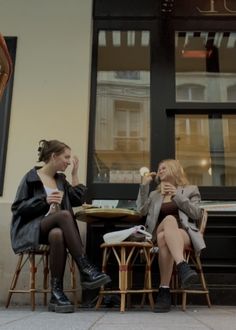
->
[154,216,197,312]
[156,215,191,286]
[157,231,174,286]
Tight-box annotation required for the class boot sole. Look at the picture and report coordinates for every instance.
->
[48,303,75,313]
[181,272,198,289]
[81,275,111,290]
[154,307,171,313]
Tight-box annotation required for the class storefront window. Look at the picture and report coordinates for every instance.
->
[175,114,236,186]
[175,31,236,103]
[93,30,150,183]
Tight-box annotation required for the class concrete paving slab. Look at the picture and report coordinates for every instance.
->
[0,306,235,330]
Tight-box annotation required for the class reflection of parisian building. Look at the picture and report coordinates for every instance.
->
[95,71,150,183]
[176,72,236,186]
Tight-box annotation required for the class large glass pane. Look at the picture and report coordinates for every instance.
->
[175,31,236,102]
[93,30,150,183]
[223,115,236,185]
[175,114,236,186]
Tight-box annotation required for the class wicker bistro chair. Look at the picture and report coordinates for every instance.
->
[95,241,155,312]
[6,245,78,310]
[171,209,211,311]
[141,209,211,311]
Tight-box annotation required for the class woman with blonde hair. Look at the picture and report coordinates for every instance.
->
[136,159,205,312]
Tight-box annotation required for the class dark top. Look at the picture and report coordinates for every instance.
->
[158,200,181,227]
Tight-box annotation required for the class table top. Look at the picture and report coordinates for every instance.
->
[75,207,142,223]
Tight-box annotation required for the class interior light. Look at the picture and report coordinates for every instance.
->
[181,50,212,58]
[200,159,208,166]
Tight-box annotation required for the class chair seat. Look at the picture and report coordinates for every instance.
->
[100,241,154,248]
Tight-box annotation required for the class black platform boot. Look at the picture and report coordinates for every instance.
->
[177,261,198,288]
[154,287,171,313]
[48,278,75,313]
[77,255,111,290]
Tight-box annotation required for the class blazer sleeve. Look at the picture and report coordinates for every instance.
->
[136,183,152,216]
[172,185,202,220]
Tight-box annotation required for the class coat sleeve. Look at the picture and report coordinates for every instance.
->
[64,180,87,207]
[172,185,202,221]
[11,176,48,219]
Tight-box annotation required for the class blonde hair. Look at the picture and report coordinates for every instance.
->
[157,159,189,187]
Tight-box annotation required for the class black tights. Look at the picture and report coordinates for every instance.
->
[40,210,85,279]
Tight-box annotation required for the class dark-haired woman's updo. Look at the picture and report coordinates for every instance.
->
[37,139,70,163]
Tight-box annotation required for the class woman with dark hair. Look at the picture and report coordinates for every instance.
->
[136,159,205,313]
[11,139,111,313]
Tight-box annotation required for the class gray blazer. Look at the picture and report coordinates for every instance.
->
[136,184,206,255]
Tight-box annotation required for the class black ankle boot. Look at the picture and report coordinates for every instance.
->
[48,278,75,313]
[177,261,198,288]
[77,255,111,290]
[154,287,171,313]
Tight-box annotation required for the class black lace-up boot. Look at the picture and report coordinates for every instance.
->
[177,261,198,288]
[77,255,111,290]
[48,278,75,313]
[154,287,171,313]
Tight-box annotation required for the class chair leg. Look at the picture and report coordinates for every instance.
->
[43,252,49,306]
[120,246,127,312]
[140,268,147,307]
[195,255,211,308]
[96,247,109,310]
[29,253,37,311]
[171,267,180,307]
[182,292,187,311]
[5,253,24,308]
[143,247,154,310]
[68,255,77,306]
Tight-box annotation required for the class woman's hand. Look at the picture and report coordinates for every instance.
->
[71,155,79,186]
[142,171,157,185]
[46,191,64,205]
[71,156,79,176]
[161,182,177,197]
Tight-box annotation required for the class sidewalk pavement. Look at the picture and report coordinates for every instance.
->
[0,305,236,330]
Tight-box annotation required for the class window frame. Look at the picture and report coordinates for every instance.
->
[0,37,17,195]
[87,14,236,201]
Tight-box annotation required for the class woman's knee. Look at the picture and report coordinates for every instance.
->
[56,210,73,224]
[157,231,166,248]
[48,228,64,243]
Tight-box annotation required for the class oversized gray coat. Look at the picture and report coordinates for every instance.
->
[136,184,206,255]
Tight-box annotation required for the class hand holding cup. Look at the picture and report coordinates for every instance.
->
[47,190,64,205]
[161,182,176,197]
